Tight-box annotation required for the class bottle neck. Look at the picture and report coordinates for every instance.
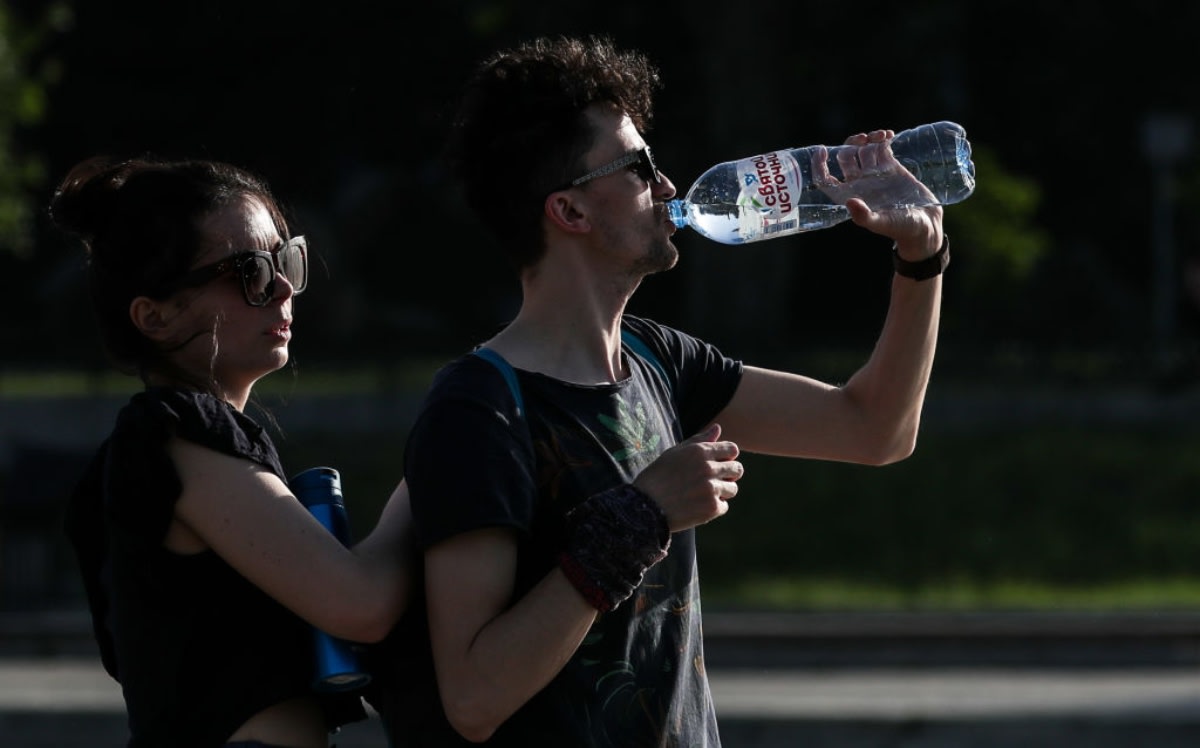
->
[666,199,688,228]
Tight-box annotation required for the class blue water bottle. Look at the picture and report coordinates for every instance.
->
[289,466,372,692]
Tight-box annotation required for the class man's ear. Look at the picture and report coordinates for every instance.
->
[544,191,590,235]
[129,296,174,342]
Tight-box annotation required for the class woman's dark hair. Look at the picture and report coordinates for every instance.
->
[48,156,290,384]
[445,35,662,269]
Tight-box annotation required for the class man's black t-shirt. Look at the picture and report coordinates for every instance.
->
[370,316,742,747]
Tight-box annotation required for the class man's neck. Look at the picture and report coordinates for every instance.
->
[486,280,634,384]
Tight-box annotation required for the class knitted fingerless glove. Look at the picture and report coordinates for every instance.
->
[558,483,671,613]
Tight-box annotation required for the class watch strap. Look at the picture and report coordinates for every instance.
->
[893,235,950,281]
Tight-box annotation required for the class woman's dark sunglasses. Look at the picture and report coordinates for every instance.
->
[158,236,308,307]
[554,146,661,193]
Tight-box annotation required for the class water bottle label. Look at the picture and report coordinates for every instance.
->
[732,150,802,241]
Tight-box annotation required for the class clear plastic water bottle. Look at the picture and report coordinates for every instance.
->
[666,121,975,245]
[289,466,372,692]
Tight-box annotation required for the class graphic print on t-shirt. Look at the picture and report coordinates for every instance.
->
[600,395,663,462]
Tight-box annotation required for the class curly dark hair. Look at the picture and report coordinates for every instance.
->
[445,35,662,270]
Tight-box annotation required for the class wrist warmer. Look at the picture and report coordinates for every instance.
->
[558,483,671,613]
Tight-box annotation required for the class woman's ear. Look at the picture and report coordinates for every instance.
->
[544,190,590,235]
[129,296,174,342]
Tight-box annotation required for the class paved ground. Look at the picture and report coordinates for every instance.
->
[3,656,1200,747]
[14,656,1200,719]
[4,610,1200,746]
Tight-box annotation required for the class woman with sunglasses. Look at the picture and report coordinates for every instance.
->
[49,155,412,748]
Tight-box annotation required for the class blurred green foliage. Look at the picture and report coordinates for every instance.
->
[948,145,1048,283]
[697,423,1200,610]
[0,3,69,258]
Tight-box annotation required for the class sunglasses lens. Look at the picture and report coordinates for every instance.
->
[280,240,307,294]
[240,255,274,306]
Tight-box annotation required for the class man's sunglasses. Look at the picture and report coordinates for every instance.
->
[157,236,308,307]
[555,146,661,193]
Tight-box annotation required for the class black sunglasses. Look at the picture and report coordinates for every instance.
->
[555,146,661,193]
[157,236,308,307]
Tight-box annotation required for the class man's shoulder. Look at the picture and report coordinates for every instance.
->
[427,349,500,382]
[621,314,700,349]
[621,313,667,338]
[420,351,522,413]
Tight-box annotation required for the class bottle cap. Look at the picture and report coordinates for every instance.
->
[289,466,343,509]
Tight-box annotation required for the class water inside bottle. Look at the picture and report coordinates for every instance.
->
[682,202,848,244]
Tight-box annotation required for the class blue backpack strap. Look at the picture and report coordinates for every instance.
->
[621,328,672,400]
[474,331,666,423]
[472,347,524,419]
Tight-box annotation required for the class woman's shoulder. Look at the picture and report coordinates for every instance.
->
[121,387,282,475]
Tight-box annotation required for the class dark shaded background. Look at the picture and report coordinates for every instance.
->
[3,0,1199,386]
[3,2,1200,623]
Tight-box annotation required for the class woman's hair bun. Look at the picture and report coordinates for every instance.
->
[48,156,137,249]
